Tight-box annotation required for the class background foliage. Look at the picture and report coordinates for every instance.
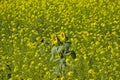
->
[0,0,120,80]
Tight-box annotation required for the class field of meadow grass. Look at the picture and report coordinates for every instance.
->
[0,0,120,80]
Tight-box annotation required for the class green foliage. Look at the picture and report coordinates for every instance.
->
[50,33,76,78]
[70,51,76,59]
[0,0,120,80]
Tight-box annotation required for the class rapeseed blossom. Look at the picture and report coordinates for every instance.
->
[0,0,119,80]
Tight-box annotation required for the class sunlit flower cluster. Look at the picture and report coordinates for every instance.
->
[0,0,120,80]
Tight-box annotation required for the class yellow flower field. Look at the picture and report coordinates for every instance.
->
[0,0,120,80]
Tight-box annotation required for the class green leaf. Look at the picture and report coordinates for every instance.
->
[57,46,64,53]
[50,47,58,61]
[65,52,71,55]
[64,42,71,52]
[51,47,58,54]
[70,51,76,59]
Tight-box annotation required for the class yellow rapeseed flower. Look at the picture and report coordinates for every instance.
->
[67,71,73,76]
[27,78,32,80]
[109,76,113,80]
[88,69,95,75]
[30,61,35,65]
[44,67,47,71]
[8,78,13,80]
[36,37,40,41]
[60,77,65,80]
[83,54,87,60]
[22,64,27,70]
[14,66,18,72]
[34,52,39,57]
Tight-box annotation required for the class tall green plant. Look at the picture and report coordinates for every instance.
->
[50,32,76,77]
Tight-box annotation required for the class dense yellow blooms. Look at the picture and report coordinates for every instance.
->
[0,0,120,80]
